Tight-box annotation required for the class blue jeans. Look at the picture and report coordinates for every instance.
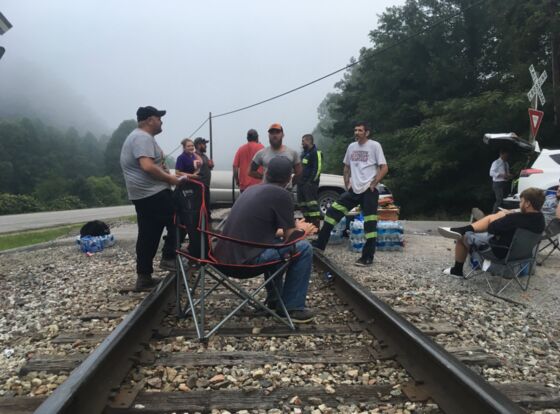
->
[249,239,312,310]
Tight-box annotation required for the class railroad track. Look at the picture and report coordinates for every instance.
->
[1,249,559,413]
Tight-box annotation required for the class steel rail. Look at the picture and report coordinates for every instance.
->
[313,250,525,414]
[33,274,176,414]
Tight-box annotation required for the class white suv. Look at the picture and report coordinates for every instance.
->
[517,149,560,193]
[483,133,560,206]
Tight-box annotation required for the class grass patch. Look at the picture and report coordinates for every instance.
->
[0,224,83,251]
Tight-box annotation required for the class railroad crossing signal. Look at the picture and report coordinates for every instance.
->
[527,64,547,108]
[0,12,12,35]
[0,12,12,62]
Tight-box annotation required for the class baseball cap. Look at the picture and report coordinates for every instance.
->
[266,156,292,183]
[136,106,166,122]
[194,137,209,145]
[268,123,283,132]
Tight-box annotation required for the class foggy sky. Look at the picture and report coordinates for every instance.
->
[0,0,404,168]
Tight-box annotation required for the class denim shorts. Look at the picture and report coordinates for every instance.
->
[464,231,492,252]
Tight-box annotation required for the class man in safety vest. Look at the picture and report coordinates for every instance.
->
[297,134,323,228]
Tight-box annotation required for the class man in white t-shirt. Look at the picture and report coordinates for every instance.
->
[313,122,388,266]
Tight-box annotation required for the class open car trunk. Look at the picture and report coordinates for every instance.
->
[483,133,539,153]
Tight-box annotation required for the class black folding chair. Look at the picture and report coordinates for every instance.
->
[174,180,304,341]
[468,228,542,295]
[537,218,560,266]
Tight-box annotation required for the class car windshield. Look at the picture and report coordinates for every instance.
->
[550,153,560,165]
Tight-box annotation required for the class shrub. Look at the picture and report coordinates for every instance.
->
[0,193,41,215]
[47,195,85,211]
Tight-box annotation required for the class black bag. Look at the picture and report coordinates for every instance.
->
[80,220,111,237]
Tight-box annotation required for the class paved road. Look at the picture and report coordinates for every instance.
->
[0,205,135,233]
[0,204,465,236]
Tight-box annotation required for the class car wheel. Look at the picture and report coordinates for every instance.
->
[318,190,341,216]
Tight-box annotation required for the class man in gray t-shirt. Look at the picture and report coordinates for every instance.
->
[214,157,316,323]
[120,106,184,290]
[249,122,301,183]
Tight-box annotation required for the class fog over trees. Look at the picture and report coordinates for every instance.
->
[0,0,558,217]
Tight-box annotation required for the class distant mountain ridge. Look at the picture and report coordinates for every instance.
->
[0,56,108,135]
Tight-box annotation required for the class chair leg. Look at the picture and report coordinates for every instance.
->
[271,280,295,330]
[177,257,203,339]
[537,239,559,266]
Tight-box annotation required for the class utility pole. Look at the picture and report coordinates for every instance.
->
[208,112,213,160]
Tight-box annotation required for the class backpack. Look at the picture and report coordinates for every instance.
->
[80,220,111,237]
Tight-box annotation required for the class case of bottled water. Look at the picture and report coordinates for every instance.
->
[76,234,116,253]
[348,216,365,253]
[376,220,404,251]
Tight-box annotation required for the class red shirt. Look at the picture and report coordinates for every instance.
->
[233,141,264,190]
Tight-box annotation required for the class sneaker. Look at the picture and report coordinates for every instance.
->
[471,207,485,222]
[159,257,176,271]
[442,267,463,277]
[283,308,315,324]
[355,257,373,267]
[438,227,462,240]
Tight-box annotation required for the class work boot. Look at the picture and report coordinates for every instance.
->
[135,274,161,291]
[159,257,176,271]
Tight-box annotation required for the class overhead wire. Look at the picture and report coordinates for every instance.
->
[168,116,209,156]
[211,0,488,119]
[172,0,488,158]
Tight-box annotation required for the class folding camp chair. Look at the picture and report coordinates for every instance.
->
[467,228,542,295]
[537,218,560,266]
[173,180,304,341]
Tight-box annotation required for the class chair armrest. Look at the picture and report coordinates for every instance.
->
[200,228,305,249]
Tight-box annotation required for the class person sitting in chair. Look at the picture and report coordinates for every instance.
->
[541,180,560,225]
[214,156,317,323]
[438,187,545,277]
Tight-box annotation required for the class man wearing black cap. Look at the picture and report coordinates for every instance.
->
[233,129,264,192]
[120,106,185,290]
[214,157,316,323]
[194,137,214,217]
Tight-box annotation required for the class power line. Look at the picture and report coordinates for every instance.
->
[212,0,488,119]
[168,116,209,156]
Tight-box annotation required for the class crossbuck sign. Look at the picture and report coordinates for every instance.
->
[527,64,547,108]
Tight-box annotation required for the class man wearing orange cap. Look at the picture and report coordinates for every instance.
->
[249,123,302,184]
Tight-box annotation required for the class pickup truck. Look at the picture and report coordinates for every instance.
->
[209,170,392,214]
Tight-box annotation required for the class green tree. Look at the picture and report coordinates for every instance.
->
[104,119,136,186]
[85,176,125,206]
[316,0,560,217]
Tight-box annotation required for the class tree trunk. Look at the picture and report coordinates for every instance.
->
[551,0,560,125]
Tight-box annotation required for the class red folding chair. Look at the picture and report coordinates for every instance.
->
[174,180,305,341]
